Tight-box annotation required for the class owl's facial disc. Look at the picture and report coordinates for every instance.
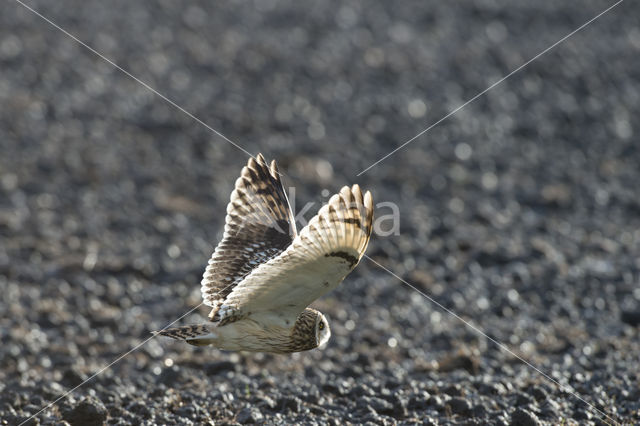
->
[315,313,331,348]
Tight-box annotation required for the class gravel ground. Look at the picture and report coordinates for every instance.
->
[2,0,640,424]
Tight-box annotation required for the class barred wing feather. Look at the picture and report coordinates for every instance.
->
[216,185,373,325]
[200,154,296,321]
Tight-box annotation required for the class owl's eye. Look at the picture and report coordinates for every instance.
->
[319,321,325,330]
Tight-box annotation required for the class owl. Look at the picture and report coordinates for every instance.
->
[156,154,373,353]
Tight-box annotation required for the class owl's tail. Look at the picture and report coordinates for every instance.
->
[153,324,217,346]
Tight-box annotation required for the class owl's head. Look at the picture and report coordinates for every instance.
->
[292,308,331,351]
[315,311,331,348]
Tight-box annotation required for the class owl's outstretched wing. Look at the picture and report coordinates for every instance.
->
[215,185,373,326]
[201,154,296,321]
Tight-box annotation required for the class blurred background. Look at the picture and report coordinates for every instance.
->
[1,0,639,424]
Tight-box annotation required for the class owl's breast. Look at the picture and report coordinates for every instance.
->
[214,314,297,353]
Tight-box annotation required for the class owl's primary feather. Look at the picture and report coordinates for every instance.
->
[157,154,373,353]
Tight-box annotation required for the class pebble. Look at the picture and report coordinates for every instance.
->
[279,396,302,413]
[236,407,264,424]
[363,396,395,415]
[447,397,472,416]
[509,408,540,426]
[62,397,108,426]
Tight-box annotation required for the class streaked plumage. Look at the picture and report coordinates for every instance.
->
[157,154,373,353]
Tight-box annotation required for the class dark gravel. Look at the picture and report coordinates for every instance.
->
[2,0,639,424]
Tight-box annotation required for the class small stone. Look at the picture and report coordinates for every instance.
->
[408,391,432,410]
[322,382,345,396]
[300,388,321,404]
[422,416,438,426]
[528,386,548,401]
[365,396,394,415]
[515,392,535,407]
[254,395,276,410]
[471,404,487,418]
[361,412,383,424]
[573,409,593,420]
[62,368,87,388]
[62,397,108,426]
[236,407,263,424]
[510,407,540,426]
[386,393,408,418]
[279,396,302,413]
[309,405,326,415]
[127,402,150,419]
[176,405,195,419]
[539,398,561,417]
[447,397,471,416]
[443,384,463,396]
[430,395,445,410]
[350,384,375,397]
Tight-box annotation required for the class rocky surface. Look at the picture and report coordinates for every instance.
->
[1,0,639,424]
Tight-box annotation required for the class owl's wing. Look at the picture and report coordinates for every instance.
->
[201,154,297,321]
[216,185,373,326]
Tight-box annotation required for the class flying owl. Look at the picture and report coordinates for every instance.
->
[156,154,373,353]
